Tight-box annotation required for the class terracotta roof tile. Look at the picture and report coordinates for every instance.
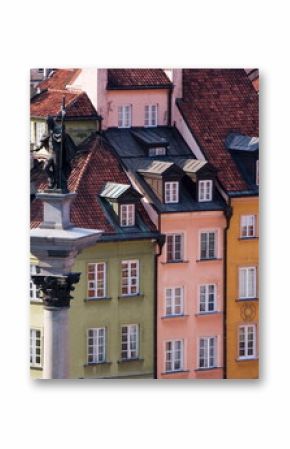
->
[177,69,259,192]
[107,69,172,89]
[38,69,80,91]
[31,136,156,234]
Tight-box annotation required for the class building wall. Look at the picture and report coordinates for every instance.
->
[102,89,169,130]
[30,239,156,379]
[226,196,259,379]
[157,211,226,379]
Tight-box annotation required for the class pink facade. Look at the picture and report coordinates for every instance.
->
[157,211,226,379]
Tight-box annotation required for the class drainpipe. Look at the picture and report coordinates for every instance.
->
[153,214,165,379]
[167,86,173,126]
[223,202,232,379]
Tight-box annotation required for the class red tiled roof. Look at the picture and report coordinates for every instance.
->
[37,69,80,91]
[31,136,156,234]
[107,69,172,89]
[177,69,259,192]
[30,89,98,118]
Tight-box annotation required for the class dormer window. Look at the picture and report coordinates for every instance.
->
[148,147,166,157]
[144,104,157,127]
[120,204,135,226]
[165,181,179,203]
[198,180,213,202]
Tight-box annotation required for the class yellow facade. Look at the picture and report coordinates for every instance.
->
[226,196,259,379]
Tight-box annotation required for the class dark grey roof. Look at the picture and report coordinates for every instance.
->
[225,133,259,152]
[105,127,193,158]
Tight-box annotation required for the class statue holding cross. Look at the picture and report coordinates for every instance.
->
[33,98,74,193]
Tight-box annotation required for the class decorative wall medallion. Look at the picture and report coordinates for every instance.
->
[240,303,256,321]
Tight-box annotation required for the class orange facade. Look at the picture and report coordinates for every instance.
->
[226,196,259,378]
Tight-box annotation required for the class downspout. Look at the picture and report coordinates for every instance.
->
[167,86,173,126]
[153,215,165,379]
[223,202,232,379]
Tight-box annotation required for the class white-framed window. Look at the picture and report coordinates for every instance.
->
[120,204,135,227]
[166,234,183,262]
[164,181,179,203]
[256,160,259,185]
[30,121,36,144]
[30,328,42,368]
[144,104,158,127]
[238,324,256,359]
[36,121,46,145]
[121,324,139,360]
[165,340,184,372]
[30,265,41,302]
[200,231,216,259]
[87,262,106,298]
[87,328,106,364]
[199,337,216,369]
[198,180,213,202]
[118,105,132,128]
[240,215,256,238]
[239,267,256,299]
[165,287,184,316]
[148,146,166,157]
[121,260,139,296]
[199,284,216,313]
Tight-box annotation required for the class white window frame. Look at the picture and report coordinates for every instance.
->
[30,328,42,368]
[200,231,217,260]
[240,215,256,238]
[144,104,158,127]
[165,287,184,316]
[164,181,179,204]
[239,267,257,299]
[121,260,139,296]
[198,337,217,369]
[198,180,213,202]
[165,339,184,372]
[199,284,216,313]
[87,328,106,364]
[166,234,183,262]
[87,262,106,299]
[238,324,256,359]
[30,265,41,302]
[121,324,139,360]
[36,121,46,145]
[118,104,132,128]
[120,204,135,227]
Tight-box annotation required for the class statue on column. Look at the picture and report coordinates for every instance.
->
[32,98,76,193]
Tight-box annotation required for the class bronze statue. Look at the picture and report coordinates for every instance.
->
[32,98,76,193]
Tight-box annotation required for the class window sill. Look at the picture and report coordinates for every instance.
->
[161,314,189,319]
[117,358,144,364]
[236,357,259,362]
[118,293,144,299]
[196,258,222,262]
[161,260,189,265]
[195,311,222,316]
[30,300,43,305]
[84,361,112,367]
[238,237,259,241]
[30,366,43,371]
[236,298,259,302]
[161,370,190,375]
[194,366,222,372]
[84,296,112,302]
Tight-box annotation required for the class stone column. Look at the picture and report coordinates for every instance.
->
[31,192,102,379]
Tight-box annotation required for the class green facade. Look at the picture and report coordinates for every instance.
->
[30,239,156,379]
[31,118,99,145]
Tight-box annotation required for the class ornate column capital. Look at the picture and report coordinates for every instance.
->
[32,273,80,308]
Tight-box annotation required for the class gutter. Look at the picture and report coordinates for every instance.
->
[223,203,232,379]
[167,85,173,126]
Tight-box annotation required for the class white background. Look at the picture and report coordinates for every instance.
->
[0,1,288,448]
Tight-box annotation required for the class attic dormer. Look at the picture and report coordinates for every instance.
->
[178,159,217,202]
[225,133,259,187]
[100,182,142,227]
[131,129,169,158]
[138,161,184,204]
